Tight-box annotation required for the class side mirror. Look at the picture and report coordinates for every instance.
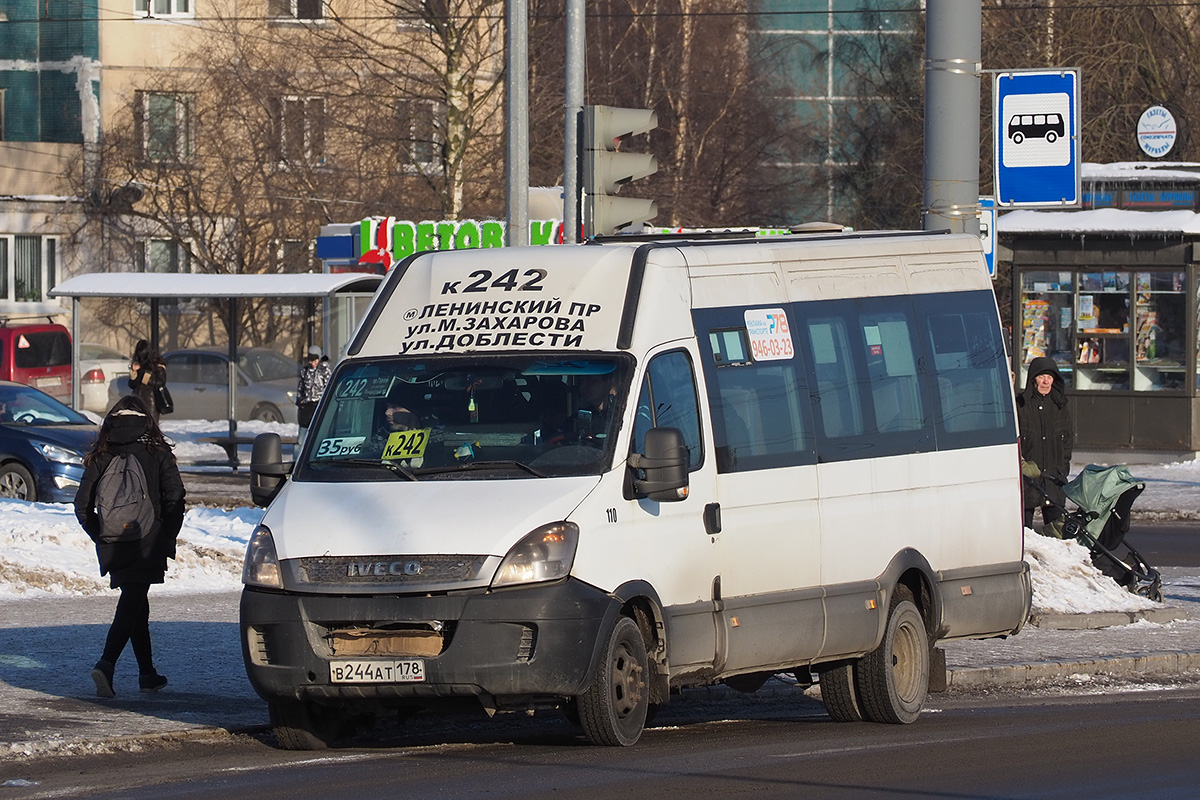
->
[250,432,291,507]
[629,427,689,502]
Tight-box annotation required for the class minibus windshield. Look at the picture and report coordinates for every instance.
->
[297,355,634,480]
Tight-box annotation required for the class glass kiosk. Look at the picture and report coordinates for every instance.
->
[1015,265,1195,450]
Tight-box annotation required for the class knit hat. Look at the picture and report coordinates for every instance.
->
[307,345,322,359]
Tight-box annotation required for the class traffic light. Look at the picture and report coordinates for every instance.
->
[582,105,658,236]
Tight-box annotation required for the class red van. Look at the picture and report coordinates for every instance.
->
[0,323,73,401]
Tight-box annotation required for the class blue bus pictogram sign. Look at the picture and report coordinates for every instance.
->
[994,70,1081,208]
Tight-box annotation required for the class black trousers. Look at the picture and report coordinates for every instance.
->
[1024,501,1063,530]
[100,583,154,673]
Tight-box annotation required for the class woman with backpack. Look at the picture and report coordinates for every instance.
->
[73,394,186,698]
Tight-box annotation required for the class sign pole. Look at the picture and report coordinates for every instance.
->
[922,0,981,234]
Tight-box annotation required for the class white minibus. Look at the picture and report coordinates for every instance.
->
[241,229,1031,748]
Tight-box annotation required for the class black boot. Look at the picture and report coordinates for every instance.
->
[91,660,115,699]
[139,672,168,693]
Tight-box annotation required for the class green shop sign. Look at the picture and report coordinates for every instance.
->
[353,217,563,268]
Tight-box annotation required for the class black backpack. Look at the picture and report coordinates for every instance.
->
[95,453,156,544]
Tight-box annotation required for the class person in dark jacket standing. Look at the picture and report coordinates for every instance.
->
[129,339,168,424]
[1016,357,1073,535]
[296,345,332,450]
[74,395,186,697]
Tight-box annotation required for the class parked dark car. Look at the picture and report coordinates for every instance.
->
[109,347,300,423]
[0,381,97,503]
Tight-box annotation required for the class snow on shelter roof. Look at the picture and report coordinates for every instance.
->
[997,161,1200,237]
[50,271,384,299]
[998,208,1200,236]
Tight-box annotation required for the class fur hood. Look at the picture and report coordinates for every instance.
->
[1020,356,1067,409]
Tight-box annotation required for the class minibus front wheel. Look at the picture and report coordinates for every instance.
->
[269,698,344,750]
[577,616,649,746]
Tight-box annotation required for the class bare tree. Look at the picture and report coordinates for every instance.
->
[982,1,1200,165]
[528,0,808,228]
[72,0,507,349]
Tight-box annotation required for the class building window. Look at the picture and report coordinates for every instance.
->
[0,235,58,302]
[395,1,433,30]
[138,238,191,273]
[269,0,323,21]
[135,0,191,17]
[274,239,314,272]
[273,96,325,165]
[140,92,192,162]
[397,99,444,171]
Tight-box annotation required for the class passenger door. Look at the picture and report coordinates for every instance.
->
[695,307,824,674]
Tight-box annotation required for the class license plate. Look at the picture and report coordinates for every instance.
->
[36,377,60,387]
[330,659,425,684]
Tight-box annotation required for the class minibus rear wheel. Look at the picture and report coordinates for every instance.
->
[269,698,343,750]
[816,661,864,722]
[577,616,649,746]
[854,587,929,724]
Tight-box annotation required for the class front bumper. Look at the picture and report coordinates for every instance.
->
[36,462,83,503]
[240,578,620,710]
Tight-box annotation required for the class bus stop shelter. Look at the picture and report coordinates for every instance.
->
[50,272,384,441]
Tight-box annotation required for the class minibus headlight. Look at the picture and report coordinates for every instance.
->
[243,525,283,589]
[492,522,579,588]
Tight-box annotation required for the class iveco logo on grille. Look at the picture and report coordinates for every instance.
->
[347,560,423,578]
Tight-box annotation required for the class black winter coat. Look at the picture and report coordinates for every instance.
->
[1016,356,1073,511]
[74,418,186,587]
[128,361,167,422]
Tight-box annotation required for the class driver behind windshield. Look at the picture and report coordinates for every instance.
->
[575,372,618,444]
[365,398,426,464]
[381,401,420,434]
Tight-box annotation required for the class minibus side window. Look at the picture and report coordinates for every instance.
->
[700,326,814,472]
[797,298,934,460]
[859,311,924,433]
[915,291,1017,447]
[631,350,703,470]
[805,317,864,439]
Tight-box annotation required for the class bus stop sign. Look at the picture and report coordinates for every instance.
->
[994,69,1081,208]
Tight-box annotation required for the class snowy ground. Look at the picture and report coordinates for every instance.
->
[0,418,1195,613]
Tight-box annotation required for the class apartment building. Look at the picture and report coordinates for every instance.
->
[0,0,503,332]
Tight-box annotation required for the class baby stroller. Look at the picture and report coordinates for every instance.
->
[1027,464,1164,603]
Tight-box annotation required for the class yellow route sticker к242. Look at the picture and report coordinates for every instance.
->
[383,428,431,460]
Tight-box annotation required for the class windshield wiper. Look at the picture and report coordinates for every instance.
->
[417,460,548,478]
[310,458,418,481]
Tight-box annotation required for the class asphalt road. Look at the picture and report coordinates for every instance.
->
[1124,522,1200,567]
[4,685,1199,799]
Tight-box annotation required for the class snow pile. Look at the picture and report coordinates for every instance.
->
[1024,531,1158,614]
[0,499,257,598]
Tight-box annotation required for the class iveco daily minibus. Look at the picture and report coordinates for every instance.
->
[241,229,1031,748]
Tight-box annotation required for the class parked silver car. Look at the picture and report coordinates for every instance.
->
[109,347,300,423]
[77,342,130,414]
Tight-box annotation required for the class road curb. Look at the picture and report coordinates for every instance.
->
[945,650,1200,689]
[1030,605,1189,630]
